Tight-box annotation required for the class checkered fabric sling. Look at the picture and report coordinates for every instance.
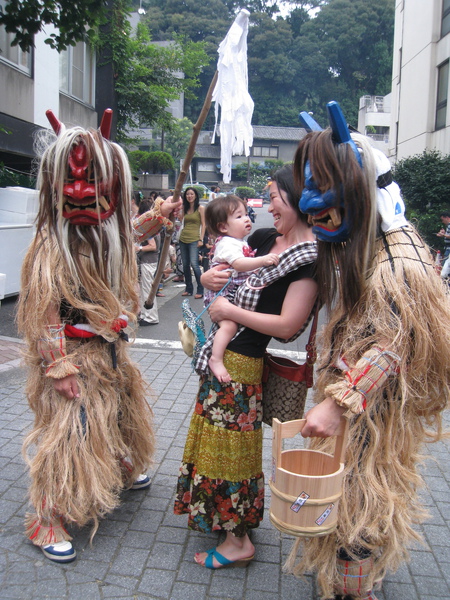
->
[195,240,318,375]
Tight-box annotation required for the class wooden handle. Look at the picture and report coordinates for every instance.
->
[272,417,348,471]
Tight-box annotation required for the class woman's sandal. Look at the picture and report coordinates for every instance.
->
[181,291,192,296]
[194,293,203,299]
[195,547,254,569]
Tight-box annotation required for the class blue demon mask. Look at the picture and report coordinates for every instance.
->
[299,161,350,242]
[298,102,362,243]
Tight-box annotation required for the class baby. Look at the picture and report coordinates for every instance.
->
[205,195,279,382]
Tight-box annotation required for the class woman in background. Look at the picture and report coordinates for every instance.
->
[179,187,206,299]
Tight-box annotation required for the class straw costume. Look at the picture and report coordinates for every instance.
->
[286,103,450,600]
[17,110,173,561]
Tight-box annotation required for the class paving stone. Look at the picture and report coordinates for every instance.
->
[0,342,449,600]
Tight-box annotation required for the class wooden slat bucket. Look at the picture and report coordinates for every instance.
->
[269,417,348,537]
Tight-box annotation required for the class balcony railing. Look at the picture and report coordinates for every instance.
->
[360,95,388,113]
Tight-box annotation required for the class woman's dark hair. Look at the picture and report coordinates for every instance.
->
[272,164,309,225]
[132,191,142,207]
[182,187,200,213]
[138,200,152,216]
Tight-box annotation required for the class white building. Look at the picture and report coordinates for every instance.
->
[0,10,97,297]
[357,94,391,156]
[389,0,450,162]
[0,11,97,171]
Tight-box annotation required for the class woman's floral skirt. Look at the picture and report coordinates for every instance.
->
[174,351,264,537]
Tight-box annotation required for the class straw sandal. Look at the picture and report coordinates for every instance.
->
[195,547,254,569]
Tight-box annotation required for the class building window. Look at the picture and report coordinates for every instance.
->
[198,162,216,172]
[436,60,449,130]
[60,41,95,105]
[442,0,450,37]
[0,1,32,74]
[252,146,278,158]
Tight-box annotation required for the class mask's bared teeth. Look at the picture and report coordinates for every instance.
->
[328,207,342,227]
[98,196,110,211]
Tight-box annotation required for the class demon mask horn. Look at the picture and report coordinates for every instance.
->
[46,108,113,140]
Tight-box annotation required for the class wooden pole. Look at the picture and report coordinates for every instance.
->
[144,70,219,309]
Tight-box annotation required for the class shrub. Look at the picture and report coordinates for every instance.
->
[393,150,450,249]
[235,186,256,199]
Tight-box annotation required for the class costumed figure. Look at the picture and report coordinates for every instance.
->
[17,110,178,563]
[284,102,450,599]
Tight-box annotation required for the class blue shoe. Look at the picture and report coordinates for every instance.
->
[131,473,152,490]
[41,540,76,563]
[196,547,254,569]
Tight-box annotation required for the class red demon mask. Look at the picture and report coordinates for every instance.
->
[46,109,119,226]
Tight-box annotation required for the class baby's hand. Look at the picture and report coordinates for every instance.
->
[262,253,279,266]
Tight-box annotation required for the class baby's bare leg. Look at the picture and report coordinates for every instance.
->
[208,320,238,383]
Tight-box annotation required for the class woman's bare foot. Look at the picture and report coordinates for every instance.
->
[208,356,231,383]
[194,532,255,568]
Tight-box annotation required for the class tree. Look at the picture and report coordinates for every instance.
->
[393,150,450,249]
[0,0,107,52]
[143,0,394,129]
[1,0,208,142]
[163,117,195,177]
[295,0,394,126]
[127,150,175,173]
[92,2,208,142]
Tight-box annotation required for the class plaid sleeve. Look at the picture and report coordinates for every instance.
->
[325,346,401,414]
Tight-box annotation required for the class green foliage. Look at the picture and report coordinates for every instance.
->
[127,150,175,173]
[147,151,175,173]
[144,0,394,129]
[91,1,208,142]
[393,150,450,249]
[235,186,256,199]
[233,159,286,192]
[0,164,36,188]
[0,0,107,52]
[163,117,195,164]
[127,150,150,175]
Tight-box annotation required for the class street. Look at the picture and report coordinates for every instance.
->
[0,205,449,599]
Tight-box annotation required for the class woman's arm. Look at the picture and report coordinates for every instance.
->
[140,238,157,252]
[201,263,230,290]
[208,277,318,340]
[198,205,206,246]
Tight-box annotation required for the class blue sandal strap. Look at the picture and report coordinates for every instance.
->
[204,548,233,569]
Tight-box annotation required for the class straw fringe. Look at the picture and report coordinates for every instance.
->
[45,358,79,378]
[18,234,155,541]
[21,336,155,539]
[25,513,72,546]
[284,226,450,598]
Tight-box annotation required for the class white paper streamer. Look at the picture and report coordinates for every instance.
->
[212,9,254,184]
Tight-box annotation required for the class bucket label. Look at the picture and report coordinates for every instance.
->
[315,503,335,525]
[290,492,310,513]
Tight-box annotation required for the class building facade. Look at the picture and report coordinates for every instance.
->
[0,4,98,173]
[357,94,391,156]
[192,125,306,187]
[389,0,450,161]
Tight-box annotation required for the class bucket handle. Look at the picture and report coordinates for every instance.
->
[271,418,348,477]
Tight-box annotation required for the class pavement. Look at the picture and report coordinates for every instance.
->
[0,281,450,599]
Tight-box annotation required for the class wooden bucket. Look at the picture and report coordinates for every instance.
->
[269,417,348,537]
